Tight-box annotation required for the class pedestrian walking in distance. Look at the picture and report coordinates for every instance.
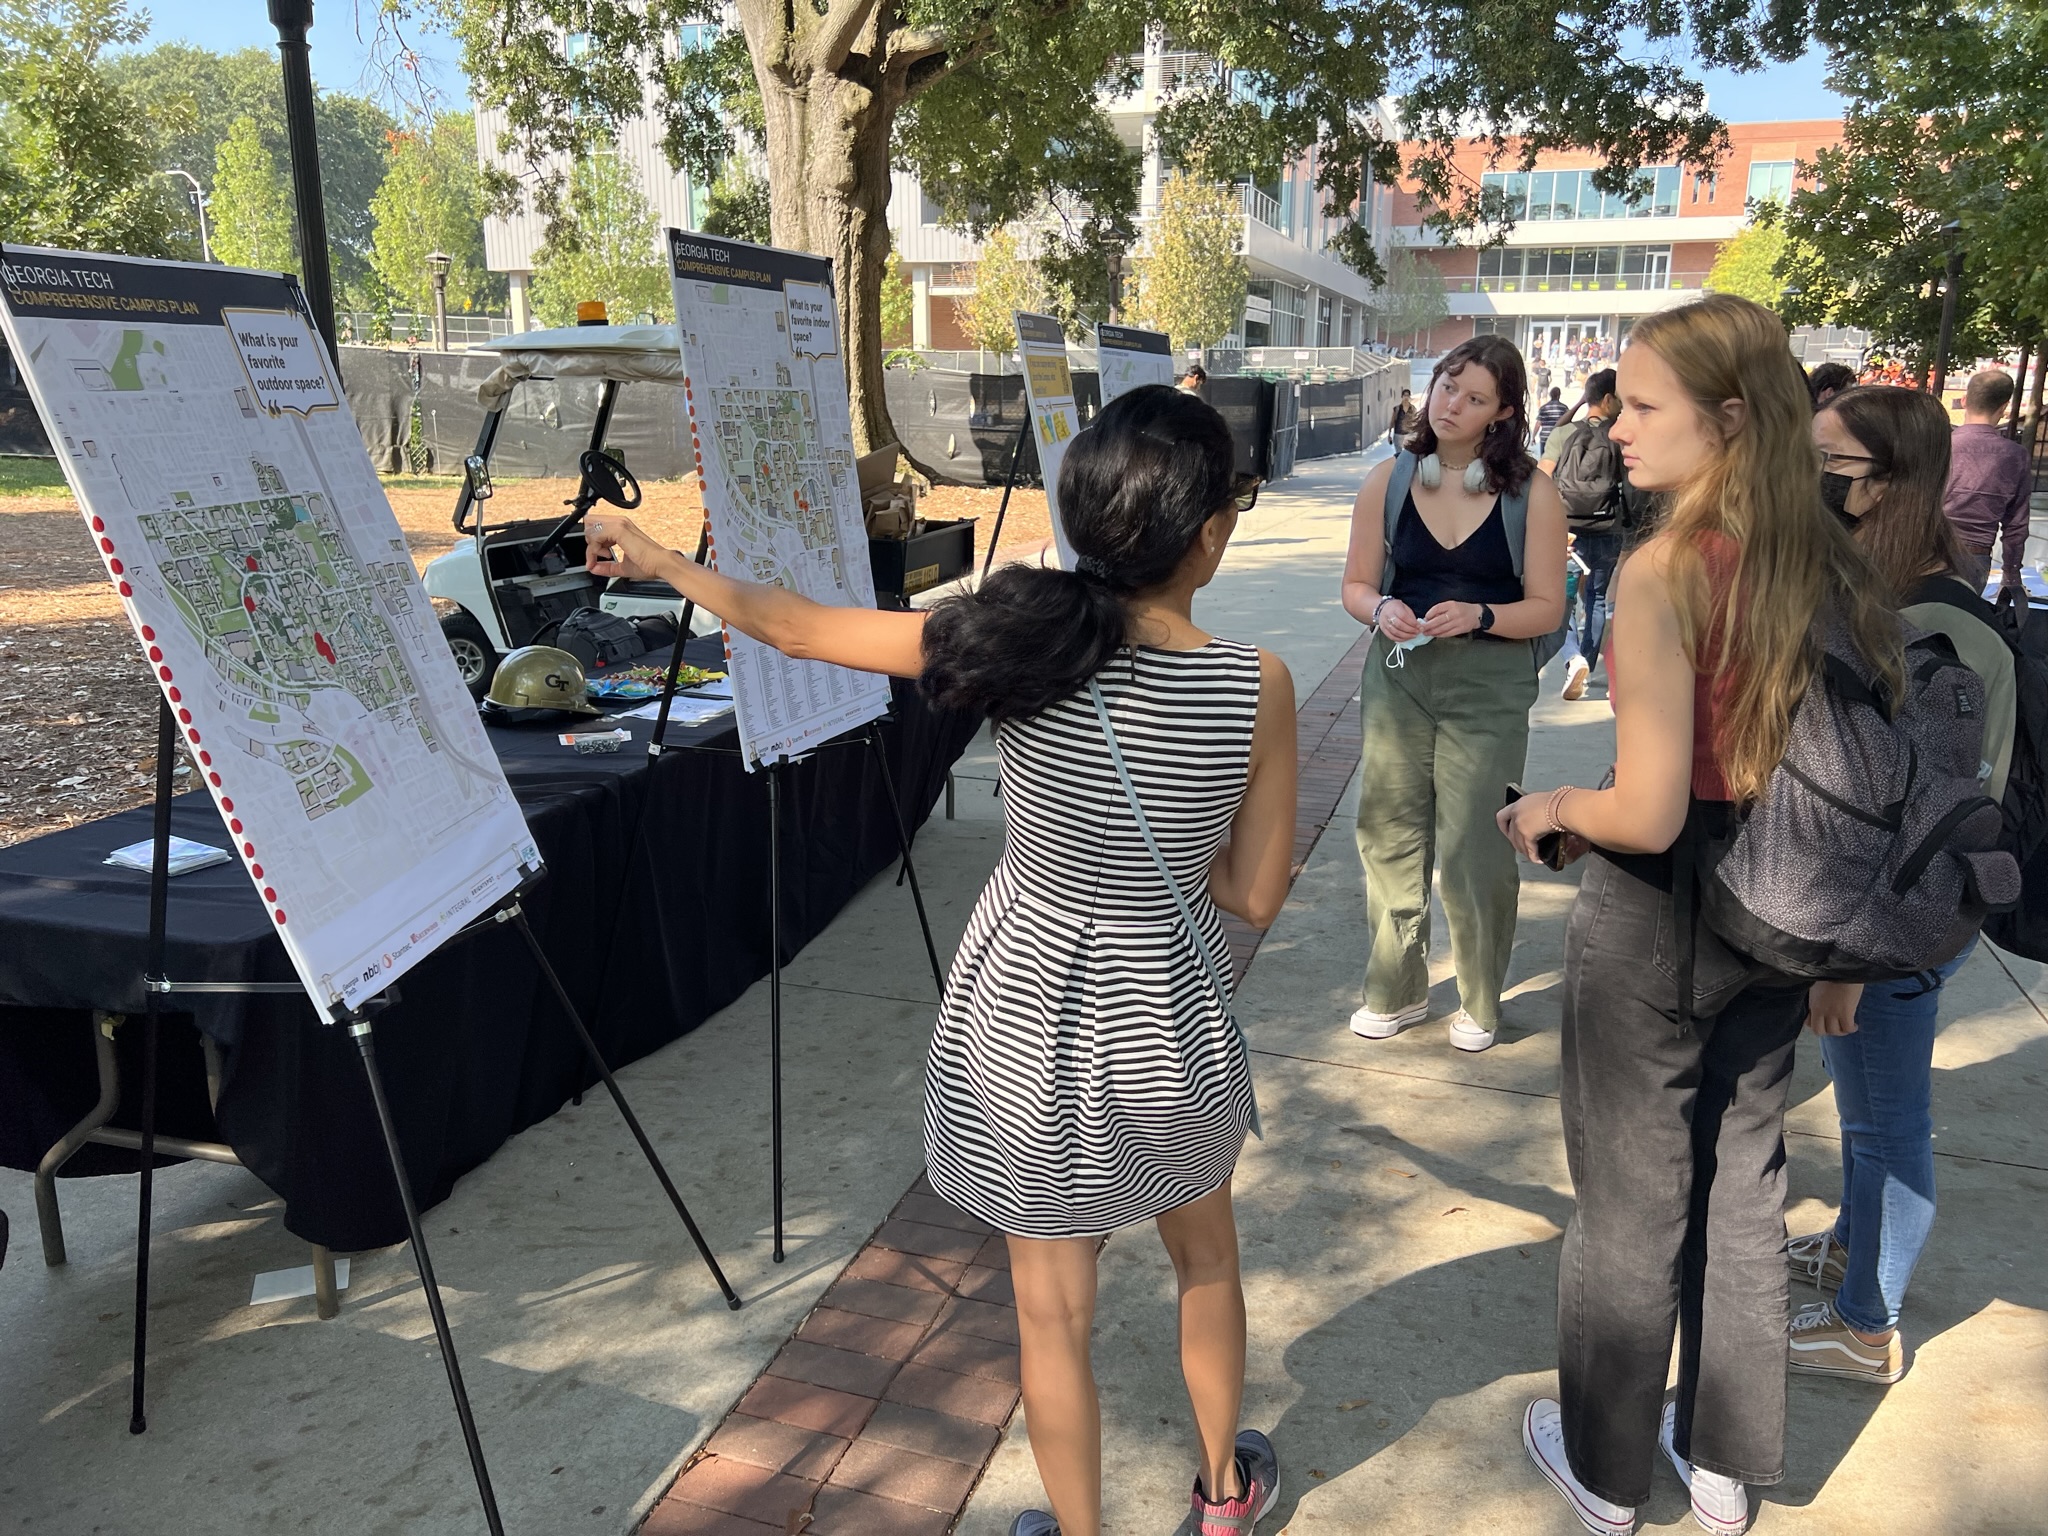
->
[1499,295,1909,1536]
[582,385,1297,1536]
[1342,336,1568,1052]
[1942,369,2033,593]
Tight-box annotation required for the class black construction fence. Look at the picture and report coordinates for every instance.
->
[1,336,1411,487]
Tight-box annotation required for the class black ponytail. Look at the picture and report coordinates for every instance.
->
[920,384,1237,721]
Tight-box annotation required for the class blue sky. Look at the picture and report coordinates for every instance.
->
[125,2,1843,125]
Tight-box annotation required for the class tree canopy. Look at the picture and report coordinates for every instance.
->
[0,0,181,257]
[528,152,672,327]
[1776,0,2048,366]
[1125,172,1245,351]
[211,115,296,270]
[369,112,501,318]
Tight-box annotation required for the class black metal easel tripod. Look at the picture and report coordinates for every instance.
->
[122,696,742,1534]
[629,548,948,1263]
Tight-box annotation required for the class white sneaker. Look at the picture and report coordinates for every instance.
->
[1349,999,1427,1039]
[1448,1009,1496,1052]
[1562,654,1592,701]
[1660,1402,1748,1534]
[1524,1398,1636,1535]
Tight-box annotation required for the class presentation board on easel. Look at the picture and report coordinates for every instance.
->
[0,246,538,1017]
[1013,310,1080,568]
[1095,322,1175,404]
[665,228,891,769]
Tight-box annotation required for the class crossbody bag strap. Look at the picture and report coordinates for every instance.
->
[1087,679,1262,1139]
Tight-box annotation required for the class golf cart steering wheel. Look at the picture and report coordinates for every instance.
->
[537,449,642,562]
[580,449,642,511]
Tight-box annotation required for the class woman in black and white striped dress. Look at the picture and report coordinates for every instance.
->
[587,385,1298,1536]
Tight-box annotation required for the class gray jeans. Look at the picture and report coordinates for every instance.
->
[1557,849,1807,1505]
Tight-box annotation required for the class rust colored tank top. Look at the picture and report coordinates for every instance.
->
[1605,533,1738,803]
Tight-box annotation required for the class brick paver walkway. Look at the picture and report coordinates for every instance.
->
[640,629,1375,1534]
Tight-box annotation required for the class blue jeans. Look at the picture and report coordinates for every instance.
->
[1573,531,1622,671]
[1822,940,1973,1333]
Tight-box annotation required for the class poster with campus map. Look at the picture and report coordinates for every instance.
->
[1094,322,1175,405]
[0,246,538,1017]
[666,229,891,768]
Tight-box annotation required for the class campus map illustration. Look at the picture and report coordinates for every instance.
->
[0,251,537,1013]
[668,232,890,766]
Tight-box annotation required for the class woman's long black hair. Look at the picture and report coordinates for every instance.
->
[1403,334,1535,496]
[920,384,1238,721]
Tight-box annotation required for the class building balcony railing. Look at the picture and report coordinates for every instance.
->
[1135,182,1290,237]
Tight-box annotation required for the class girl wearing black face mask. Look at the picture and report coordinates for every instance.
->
[1794,386,2016,1389]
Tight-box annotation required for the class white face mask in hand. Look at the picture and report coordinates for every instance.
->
[1385,633,1433,668]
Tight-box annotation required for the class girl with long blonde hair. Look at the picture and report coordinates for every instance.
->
[1497,295,1901,1536]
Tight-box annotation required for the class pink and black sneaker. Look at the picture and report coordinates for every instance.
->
[1174,1429,1280,1535]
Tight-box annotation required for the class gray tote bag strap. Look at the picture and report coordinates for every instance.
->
[1087,679,1262,1139]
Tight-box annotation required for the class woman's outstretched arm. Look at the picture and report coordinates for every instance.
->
[586,513,928,679]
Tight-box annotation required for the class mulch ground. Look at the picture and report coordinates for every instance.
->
[0,474,1050,849]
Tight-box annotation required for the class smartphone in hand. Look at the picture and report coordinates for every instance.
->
[1504,783,1568,871]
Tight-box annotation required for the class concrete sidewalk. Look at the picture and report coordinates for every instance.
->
[0,452,1387,1534]
[958,573,2048,1531]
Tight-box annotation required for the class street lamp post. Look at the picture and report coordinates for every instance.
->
[1932,219,1964,398]
[268,0,339,362]
[426,251,452,351]
[158,170,212,261]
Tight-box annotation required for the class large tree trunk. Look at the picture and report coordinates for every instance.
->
[752,39,900,455]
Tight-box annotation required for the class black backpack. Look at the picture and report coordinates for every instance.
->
[1691,615,2019,995]
[1553,416,1651,535]
[1910,584,2048,959]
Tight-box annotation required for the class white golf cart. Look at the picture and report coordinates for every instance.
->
[422,323,722,696]
[423,321,977,696]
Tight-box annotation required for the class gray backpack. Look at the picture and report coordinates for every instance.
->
[1381,449,1567,671]
[1692,617,2020,989]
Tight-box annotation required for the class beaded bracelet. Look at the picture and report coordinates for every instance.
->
[1370,595,1396,629]
[1546,784,1574,834]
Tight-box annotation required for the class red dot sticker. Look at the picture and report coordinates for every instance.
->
[187,730,201,745]
[140,625,155,642]
[109,559,123,575]
[229,819,243,833]
[99,537,113,553]
[90,516,105,532]
[167,687,181,703]
[244,844,256,859]
[157,666,171,681]
[119,582,133,597]
[178,708,191,724]
[148,646,162,662]
[274,910,287,926]
[208,772,221,787]
[219,797,232,812]
[263,887,277,902]
[250,863,262,879]
[198,751,211,765]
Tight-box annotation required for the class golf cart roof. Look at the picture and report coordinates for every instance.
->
[472,323,685,409]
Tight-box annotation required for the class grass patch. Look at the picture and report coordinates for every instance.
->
[380,474,464,491]
[0,456,71,498]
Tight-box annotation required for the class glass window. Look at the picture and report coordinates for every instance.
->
[1602,183,1629,219]
[676,23,718,51]
[1654,167,1680,216]
[1478,248,1503,284]
[564,31,590,61]
[1573,248,1598,283]
[1551,171,1578,220]
[1747,160,1795,205]
[1503,172,1528,220]
[1580,176,1604,219]
[1622,245,1647,279]
[1596,246,1619,278]
[1529,171,1554,220]
[1547,247,1572,286]
[1627,170,1655,217]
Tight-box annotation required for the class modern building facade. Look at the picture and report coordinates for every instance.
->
[1390,119,1843,357]
[890,37,1397,359]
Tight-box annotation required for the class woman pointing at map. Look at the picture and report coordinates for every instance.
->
[587,384,1296,1536]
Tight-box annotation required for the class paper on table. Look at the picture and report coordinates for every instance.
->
[105,836,233,876]
[613,694,736,726]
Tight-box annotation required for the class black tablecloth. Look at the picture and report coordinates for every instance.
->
[0,644,980,1249]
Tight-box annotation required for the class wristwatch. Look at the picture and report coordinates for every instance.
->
[1477,603,1496,633]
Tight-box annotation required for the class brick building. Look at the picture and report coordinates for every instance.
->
[1390,120,1842,358]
